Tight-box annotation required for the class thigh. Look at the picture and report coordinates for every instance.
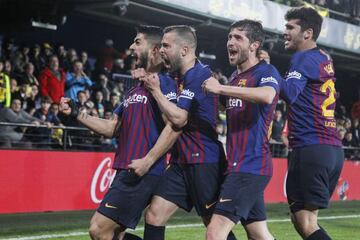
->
[146,195,179,225]
[185,163,223,217]
[153,164,193,212]
[214,172,270,224]
[286,145,344,212]
[97,170,160,229]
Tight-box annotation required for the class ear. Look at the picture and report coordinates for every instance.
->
[250,41,260,53]
[304,28,313,40]
[181,46,188,57]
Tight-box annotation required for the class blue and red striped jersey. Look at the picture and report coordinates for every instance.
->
[281,48,341,149]
[226,61,281,176]
[172,60,224,164]
[112,73,177,175]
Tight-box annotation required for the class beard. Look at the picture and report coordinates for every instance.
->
[229,48,249,67]
[136,51,149,69]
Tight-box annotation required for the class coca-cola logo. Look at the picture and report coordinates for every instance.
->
[90,157,116,204]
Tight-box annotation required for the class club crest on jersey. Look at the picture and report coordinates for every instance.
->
[324,63,334,75]
[123,93,148,107]
[237,79,247,87]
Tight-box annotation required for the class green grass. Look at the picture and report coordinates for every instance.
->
[1,201,360,239]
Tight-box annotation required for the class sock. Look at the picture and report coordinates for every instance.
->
[305,229,331,240]
[226,230,237,240]
[143,223,165,240]
[123,232,143,240]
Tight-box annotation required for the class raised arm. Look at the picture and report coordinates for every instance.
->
[59,97,120,138]
[203,77,276,104]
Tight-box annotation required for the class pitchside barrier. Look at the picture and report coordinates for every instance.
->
[0,123,359,214]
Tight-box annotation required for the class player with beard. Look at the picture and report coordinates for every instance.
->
[281,7,344,240]
[60,25,177,240]
[202,19,281,240]
[135,25,237,240]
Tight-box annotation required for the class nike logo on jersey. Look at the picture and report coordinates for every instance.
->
[205,201,217,209]
[105,203,117,209]
[219,198,232,203]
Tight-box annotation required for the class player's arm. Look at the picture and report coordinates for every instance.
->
[280,76,307,104]
[59,97,120,138]
[128,122,182,176]
[203,77,276,104]
[142,73,188,128]
[77,112,120,138]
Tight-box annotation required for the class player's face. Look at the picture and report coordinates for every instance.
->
[227,28,251,67]
[160,32,182,73]
[129,33,150,69]
[284,19,304,50]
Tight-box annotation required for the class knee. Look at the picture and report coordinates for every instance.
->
[292,218,317,237]
[89,222,110,240]
[206,223,225,240]
[89,222,101,240]
[145,207,165,226]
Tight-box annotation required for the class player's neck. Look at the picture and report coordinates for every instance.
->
[297,41,317,51]
[146,62,163,73]
[237,56,259,74]
[180,55,196,76]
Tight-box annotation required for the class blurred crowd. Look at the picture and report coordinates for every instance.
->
[272,0,360,24]
[0,38,134,149]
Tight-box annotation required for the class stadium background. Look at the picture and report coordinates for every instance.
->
[0,0,360,239]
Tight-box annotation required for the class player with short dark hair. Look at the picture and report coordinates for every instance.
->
[203,19,280,240]
[282,7,344,240]
[136,25,237,240]
[60,25,177,240]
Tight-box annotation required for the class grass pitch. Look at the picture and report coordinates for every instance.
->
[0,201,359,239]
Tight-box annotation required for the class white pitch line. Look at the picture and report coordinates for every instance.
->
[2,214,360,240]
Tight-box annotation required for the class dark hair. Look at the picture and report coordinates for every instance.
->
[230,19,265,49]
[77,90,86,96]
[163,25,197,50]
[136,25,163,47]
[41,96,53,104]
[285,7,323,41]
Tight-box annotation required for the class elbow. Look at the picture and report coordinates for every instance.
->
[262,94,275,105]
[172,117,187,129]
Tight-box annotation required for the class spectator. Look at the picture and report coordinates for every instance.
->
[351,118,360,145]
[80,51,92,77]
[0,61,11,109]
[65,60,93,100]
[97,39,120,71]
[4,60,14,78]
[10,78,19,99]
[92,73,111,101]
[271,110,285,142]
[0,98,41,147]
[13,45,30,75]
[30,96,60,147]
[24,84,41,115]
[29,44,43,75]
[93,90,105,118]
[63,48,78,72]
[12,82,31,104]
[104,92,120,112]
[41,43,53,63]
[56,43,67,68]
[39,55,66,103]
[19,62,39,86]
[111,58,126,75]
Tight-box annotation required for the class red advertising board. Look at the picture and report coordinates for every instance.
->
[0,150,359,213]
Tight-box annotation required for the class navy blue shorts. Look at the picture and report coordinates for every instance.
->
[154,163,224,217]
[213,172,271,225]
[286,145,344,212]
[97,170,161,229]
